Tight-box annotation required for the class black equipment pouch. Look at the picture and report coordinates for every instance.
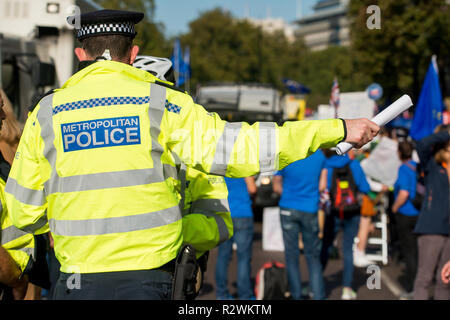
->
[171,244,199,300]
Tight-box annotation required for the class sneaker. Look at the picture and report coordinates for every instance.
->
[353,249,374,268]
[399,291,413,300]
[301,287,314,299]
[341,288,357,300]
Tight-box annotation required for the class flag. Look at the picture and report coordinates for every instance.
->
[282,79,311,94]
[330,77,340,118]
[183,46,191,80]
[170,39,185,86]
[410,56,444,141]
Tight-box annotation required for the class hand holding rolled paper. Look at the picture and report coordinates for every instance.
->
[336,94,413,155]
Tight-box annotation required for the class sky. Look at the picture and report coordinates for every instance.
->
[154,0,318,37]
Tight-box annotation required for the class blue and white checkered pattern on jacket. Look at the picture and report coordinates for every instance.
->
[52,96,182,115]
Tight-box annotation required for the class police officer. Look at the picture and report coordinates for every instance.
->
[0,91,34,300]
[5,9,379,300]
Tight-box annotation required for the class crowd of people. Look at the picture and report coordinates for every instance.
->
[217,125,450,301]
[0,8,448,301]
[1,8,382,301]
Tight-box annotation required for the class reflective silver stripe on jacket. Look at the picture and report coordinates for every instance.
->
[210,122,242,176]
[5,178,45,206]
[43,167,176,194]
[189,198,230,244]
[149,83,166,166]
[49,205,181,236]
[177,160,188,214]
[0,225,30,246]
[259,122,277,173]
[20,215,48,234]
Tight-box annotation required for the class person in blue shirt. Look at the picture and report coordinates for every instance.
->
[215,177,256,300]
[320,149,371,300]
[391,140,419,298]
[272,149,327,300]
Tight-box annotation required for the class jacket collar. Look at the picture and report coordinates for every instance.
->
[61,60,159,89]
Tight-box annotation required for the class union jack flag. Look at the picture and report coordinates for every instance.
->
[330,77,340,118]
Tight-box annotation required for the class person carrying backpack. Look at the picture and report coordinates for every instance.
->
[320,150,370,300]
[391,140,419,299]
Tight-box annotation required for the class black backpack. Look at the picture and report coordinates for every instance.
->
[255,261,290,300]
[330,164,360,219]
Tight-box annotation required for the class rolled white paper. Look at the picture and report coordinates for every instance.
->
[335,94,413,155]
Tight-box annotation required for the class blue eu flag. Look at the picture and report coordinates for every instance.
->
[410,56,444,141]
[170,39,185,86]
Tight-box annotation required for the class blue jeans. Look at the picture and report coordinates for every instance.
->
[321,213,360,288]
[215,217,254,299]
[279,208,325,300]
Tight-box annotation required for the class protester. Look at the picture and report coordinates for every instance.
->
[320,149,371,300]
[215,177,256,300]
[272,150,327,300]
[353,145,389,268]
[413,125,450,300]
[391,140,419,299]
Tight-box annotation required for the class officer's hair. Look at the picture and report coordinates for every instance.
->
[80,35,133,61]
[398,140,413,161]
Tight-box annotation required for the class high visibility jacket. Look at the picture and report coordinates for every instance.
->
[1,175,34,274]
[177,160,232,257]
[5,60,345,274]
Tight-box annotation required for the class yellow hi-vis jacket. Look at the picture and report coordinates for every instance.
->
[5,60,345,274]
[1,176,34,274]
[177,160,232,257]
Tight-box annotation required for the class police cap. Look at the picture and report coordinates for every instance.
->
[67,9,144,41]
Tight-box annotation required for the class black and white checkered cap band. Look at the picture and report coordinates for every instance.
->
[77,22,136,39]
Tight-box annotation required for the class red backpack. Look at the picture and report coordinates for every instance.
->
[330,164,360,219]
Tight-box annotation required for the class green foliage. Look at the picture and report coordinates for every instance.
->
[348,0,450,103]
[90,2,450,110]
[93,0,171,57]
[179,8,371,108]
[179,9,308,93]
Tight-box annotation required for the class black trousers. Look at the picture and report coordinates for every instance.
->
[53,268,174,300]
[395,213,418,292]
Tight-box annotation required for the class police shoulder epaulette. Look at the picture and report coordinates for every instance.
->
[28,89,56,113]
[154,80,186,94]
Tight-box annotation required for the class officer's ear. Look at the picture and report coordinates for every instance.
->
[129,45,140,65]
[75,47,91,61]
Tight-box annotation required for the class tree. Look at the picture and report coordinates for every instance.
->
[179,8,309,93]
[94,0,171,57]
[348,0,450,104]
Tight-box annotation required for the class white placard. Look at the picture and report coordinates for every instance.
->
[337,91,376,120]
[262,207,285,252]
